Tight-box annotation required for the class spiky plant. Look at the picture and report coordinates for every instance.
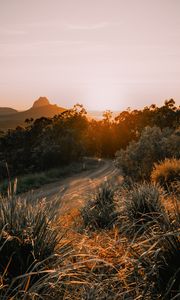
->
[151,158,180,193]
[123,183,168,236]
[0,192,73,299]
[130,222,180,299]
[156,231,180,299]
[81,183,118,230]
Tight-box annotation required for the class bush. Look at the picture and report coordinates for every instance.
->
[132,222,180,299]
[155,231,180,299]
[151,158,180,192]
[0,193,71,298]
[122,183,167,235]
[115,126,180,181]
[81,183,118,230]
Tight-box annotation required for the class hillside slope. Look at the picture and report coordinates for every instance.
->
[0,107,18,115]
[0,97,65,130]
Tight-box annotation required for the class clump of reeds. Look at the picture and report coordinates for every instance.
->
[81,183,118,230]
[122,182,168,236]
[0,181,74,299]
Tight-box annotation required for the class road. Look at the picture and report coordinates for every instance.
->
[26,160,122,213]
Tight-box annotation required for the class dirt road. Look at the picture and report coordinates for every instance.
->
[27,160,122,213]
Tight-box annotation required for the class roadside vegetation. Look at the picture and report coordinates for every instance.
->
[0,99,179,299]
[81,182,118,230]
[0,99,179,180]
[151,158,180,192]
[0,158,101,195]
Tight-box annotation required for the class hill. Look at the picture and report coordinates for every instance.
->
[0,97,65,130]
[0,107,18,115]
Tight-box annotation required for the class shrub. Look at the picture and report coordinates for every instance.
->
[0,193,71,298]
[151,158,180,192]
[155,231,180,299]
[132,223,180,299]
[115,126,180,181]
[81,183,118,230]
[122,183,168,235]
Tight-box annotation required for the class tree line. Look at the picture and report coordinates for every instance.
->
[0,99,179,180]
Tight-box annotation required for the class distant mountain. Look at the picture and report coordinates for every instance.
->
[32,97,50,108]
[0,107,18,115]
[0,97,66,131]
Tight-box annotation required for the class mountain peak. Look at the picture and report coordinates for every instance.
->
[32,97,50,108]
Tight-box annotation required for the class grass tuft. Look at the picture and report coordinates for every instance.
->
[81,183,118,230]
[0,193,73,299]
[122,182,168,236]
[151,158,180,193]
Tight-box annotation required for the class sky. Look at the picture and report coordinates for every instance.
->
[0,0,180,111]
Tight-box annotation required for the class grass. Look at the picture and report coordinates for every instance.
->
[0,162,179,299]
[81,183,118,230]
[0,192,77,299]
[0,158,101,195]
[119,182,169,237]
[130,222,180,299]
[151,158,180,193]
[0,189,180,300]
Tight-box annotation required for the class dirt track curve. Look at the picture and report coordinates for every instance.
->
[27,160,122,213]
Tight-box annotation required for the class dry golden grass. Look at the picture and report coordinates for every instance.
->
[151,158,180,191]
[58,184,180,300]
[0,180,179,299]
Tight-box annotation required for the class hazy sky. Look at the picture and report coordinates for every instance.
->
[0,0,180,110]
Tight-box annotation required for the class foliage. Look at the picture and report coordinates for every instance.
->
[0,95,179,299]
[151,158,180,192]
[0,104,88,179]
[81,183,117,230]
[0,193,72,299]
[121,182,168,235]
[115,126,180,181]
[0,100,179,181]
[131,216,180,299]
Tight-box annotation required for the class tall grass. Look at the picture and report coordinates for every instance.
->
[0,191,74,299]
[120,183,169,237]
[81,183,118,230]
[130,219,180,299]
[0,166,179,299]
[151,158,180,193]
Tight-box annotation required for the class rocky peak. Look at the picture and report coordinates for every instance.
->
[32,97,50,108]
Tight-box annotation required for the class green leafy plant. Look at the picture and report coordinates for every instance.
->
[115,126,180,181]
